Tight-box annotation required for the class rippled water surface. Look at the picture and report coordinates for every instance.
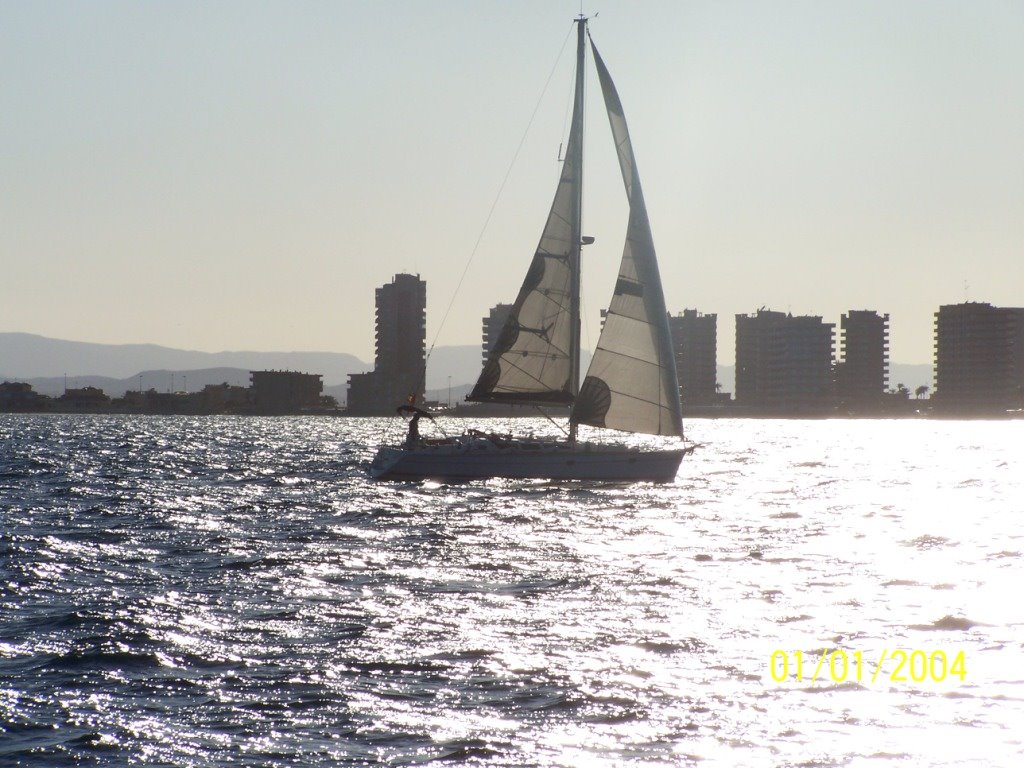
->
[2,414,1022,766]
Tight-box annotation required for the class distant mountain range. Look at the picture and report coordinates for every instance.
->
[0,333,486,402]
[1,332,933,402]
[0,332,369,385]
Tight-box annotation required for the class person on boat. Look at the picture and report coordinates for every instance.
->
[397,404,432,448]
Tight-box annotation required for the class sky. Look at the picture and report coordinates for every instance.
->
[2,0,1021,366]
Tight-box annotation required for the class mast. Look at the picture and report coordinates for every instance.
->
[568,15,586,443]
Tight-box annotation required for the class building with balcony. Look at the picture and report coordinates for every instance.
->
[347,273,427,414]
[482,303,513,366]
[835,310,889,407]
[933,302,1024,412]
[735,309,835,411]
[667,310,718,408]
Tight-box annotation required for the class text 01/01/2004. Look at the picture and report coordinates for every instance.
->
[769,649,967,686]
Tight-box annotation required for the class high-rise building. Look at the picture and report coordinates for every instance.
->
[735,309,835,411]
[934,302,1024,412]
[668,310,717,407]
[835,310,889,406]
[482,303,513,365]
[347,273,427,414]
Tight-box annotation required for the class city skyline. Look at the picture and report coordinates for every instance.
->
[2,1,1021,366]
[7,298,1021,413]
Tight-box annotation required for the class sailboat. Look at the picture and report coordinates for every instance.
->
[370,16,694,482]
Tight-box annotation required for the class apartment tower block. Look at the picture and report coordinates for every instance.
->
[934,302,1024,412]
[735,309,835,411]
[347,273,427,414]
[482,303,514,365]
[835,310,889,406]
[668,310,718,408]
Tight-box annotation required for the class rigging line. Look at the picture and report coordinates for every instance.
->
[422,22,577,374]
[534,405,570,437]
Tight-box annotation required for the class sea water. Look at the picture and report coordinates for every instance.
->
[1,414,1022,766]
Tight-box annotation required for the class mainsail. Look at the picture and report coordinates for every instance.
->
[468,22,586,406]
[570,38,684,437]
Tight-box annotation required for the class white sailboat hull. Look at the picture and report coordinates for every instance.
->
[370,439,692,482]
[367,21,697,483]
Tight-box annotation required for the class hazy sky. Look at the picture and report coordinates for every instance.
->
[2,0,1021,366]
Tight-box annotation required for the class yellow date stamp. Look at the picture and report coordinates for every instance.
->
[769,648,966,686]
